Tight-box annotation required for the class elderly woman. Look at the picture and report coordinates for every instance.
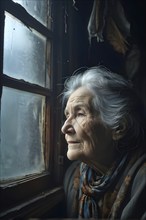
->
[61,66,146,219]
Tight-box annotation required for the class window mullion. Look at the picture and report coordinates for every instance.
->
[2,74,50,96]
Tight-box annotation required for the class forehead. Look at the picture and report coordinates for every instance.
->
[66,87,93,108]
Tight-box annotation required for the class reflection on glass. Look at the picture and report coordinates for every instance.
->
[12,0,51,27]
[4,13,47,87]
[0,87,45,181]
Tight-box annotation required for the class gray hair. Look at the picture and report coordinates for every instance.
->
[62,66,145,150]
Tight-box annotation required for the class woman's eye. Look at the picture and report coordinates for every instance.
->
[77,112,85,117]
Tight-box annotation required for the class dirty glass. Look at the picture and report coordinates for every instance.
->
[0,87,45,181]
[12,0,51,27]
[3,12,49,87]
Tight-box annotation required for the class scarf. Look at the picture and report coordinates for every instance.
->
[78,154,128,218]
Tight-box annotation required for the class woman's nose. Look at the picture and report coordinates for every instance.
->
[61,119,75,134]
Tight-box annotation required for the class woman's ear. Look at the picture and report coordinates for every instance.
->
[112,121,127,141]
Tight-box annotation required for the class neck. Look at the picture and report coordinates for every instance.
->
[86,150,120,175]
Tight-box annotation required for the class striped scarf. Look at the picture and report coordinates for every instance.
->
[78,154,128,218]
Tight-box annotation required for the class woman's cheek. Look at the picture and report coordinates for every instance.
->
[79,118,96,139]
[84,119,101,142]
[76,117,91,130]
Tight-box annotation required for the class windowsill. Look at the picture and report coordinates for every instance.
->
[0,186,64,219]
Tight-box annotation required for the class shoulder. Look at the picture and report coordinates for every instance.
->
[63,161,81,218]
[64,160,81,195]
[121,154,146,219]
[131,155,146,194]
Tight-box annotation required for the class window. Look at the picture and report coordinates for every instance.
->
[0,0,65,218]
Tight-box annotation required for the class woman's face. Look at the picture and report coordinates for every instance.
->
[61,87,114,172]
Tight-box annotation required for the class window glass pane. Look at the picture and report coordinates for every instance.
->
[0,87,46,181]
[12,0,51,28]
[4,13,48,88]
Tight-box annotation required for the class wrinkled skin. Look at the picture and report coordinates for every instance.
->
[61,87,117,174]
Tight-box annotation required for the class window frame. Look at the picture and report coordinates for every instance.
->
[0,0,65,217]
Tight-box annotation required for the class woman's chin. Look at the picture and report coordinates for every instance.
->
[67,149,81,161]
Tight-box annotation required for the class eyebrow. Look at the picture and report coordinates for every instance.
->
[64,104,89,115]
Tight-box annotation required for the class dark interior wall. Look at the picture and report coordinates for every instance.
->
[65,0,126,73]
[65,0,146,110]
[63,0,93,74]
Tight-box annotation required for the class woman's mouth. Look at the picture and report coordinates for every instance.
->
[67,141,80,144]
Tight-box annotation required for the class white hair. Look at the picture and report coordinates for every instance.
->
[62,66,145,150]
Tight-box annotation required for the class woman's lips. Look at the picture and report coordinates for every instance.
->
[67,141,80,149]
[67,141,80,144]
